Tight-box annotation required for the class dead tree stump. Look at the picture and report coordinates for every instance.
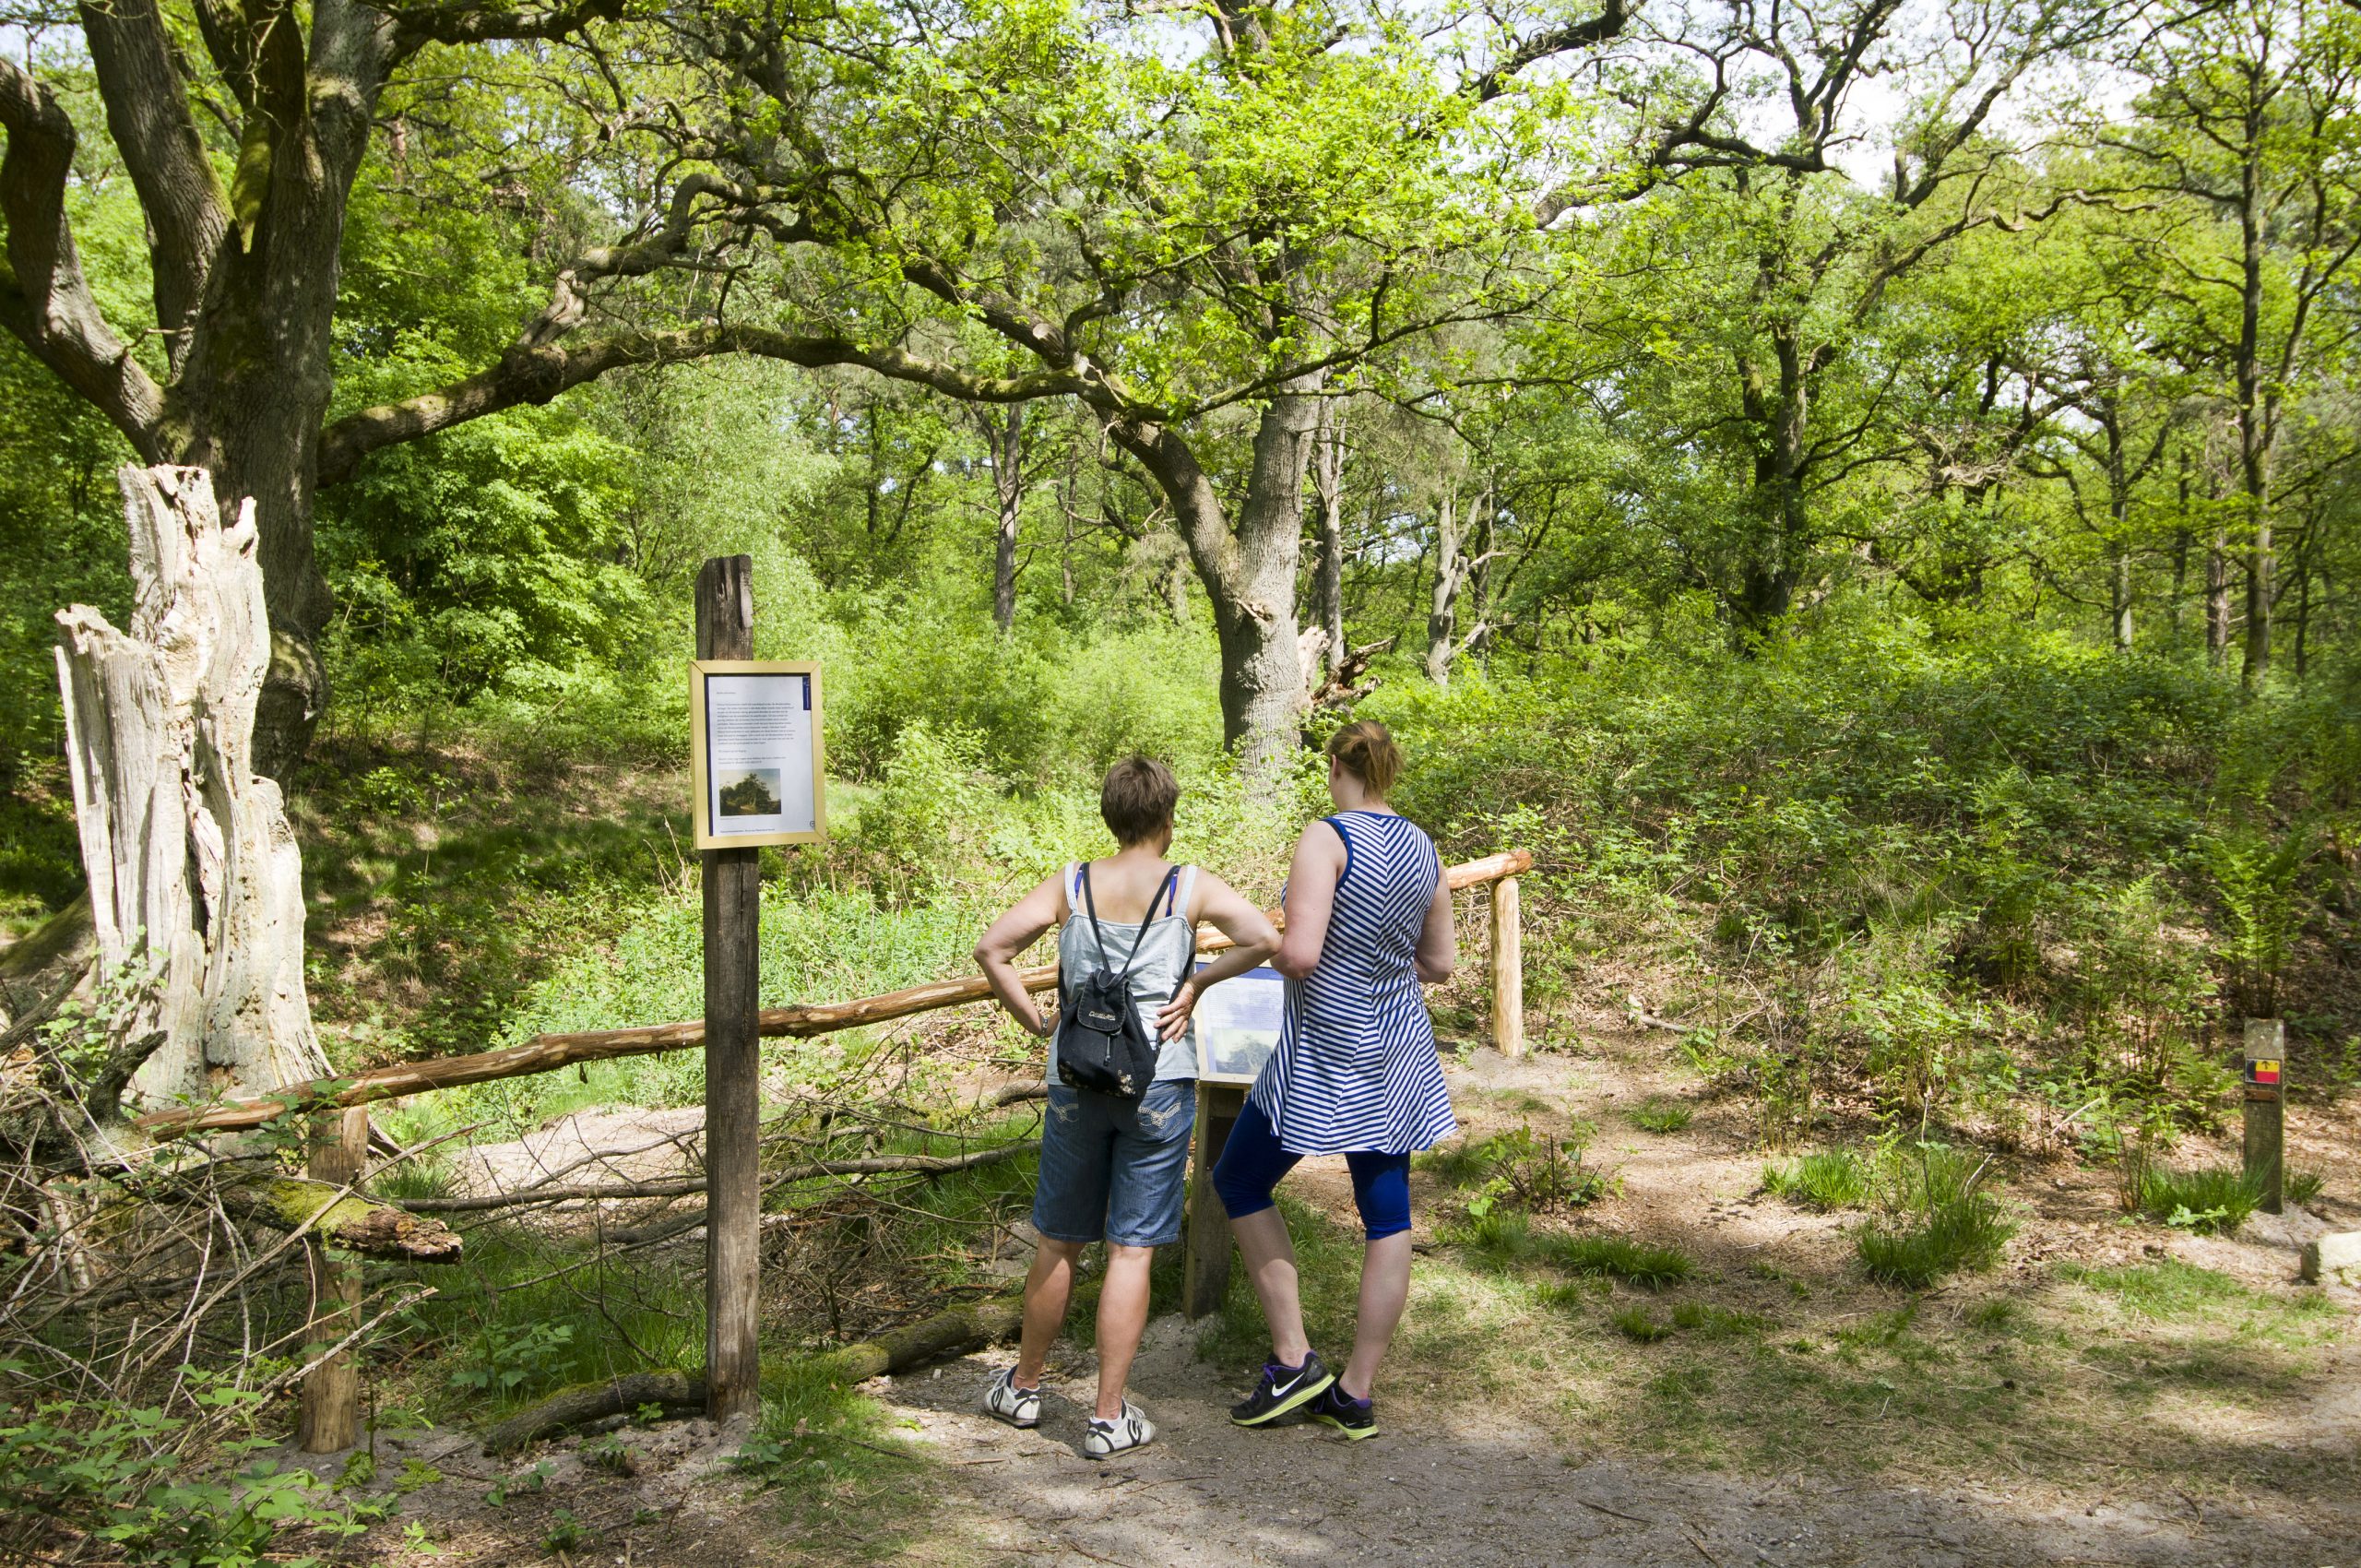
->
[53,466,332,1106]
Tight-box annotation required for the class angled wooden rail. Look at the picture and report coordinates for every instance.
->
[136,849,1531,1140]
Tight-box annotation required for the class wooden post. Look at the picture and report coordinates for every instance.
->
[2243,1018,2285,1216]
[1489,874,1524,1059]
[1183,1083,1247,1319]
[297,1107,370,1452]
[696,557,763,1427]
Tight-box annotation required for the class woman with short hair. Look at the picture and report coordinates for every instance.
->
[1212,719,1457,1442]
[973,755,1278,1456]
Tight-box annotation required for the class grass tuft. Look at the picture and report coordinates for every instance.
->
[1856,1146,2013,1288]
[1611,1306,1672,1342]
[2286,1169,2324,1206]
[1762,1148,1870,1209]
[1629,1099,1695,1134]
[2136,1165,2262,1236]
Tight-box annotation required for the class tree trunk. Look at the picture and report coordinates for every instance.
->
[2109,540,2133,653]
[1733,336,1810,642]
[1311,405,1347,682]
[2235,143,2272,689]
[986,404,1023,631]
[2207,524,2231,668]
[52,466,332,1107]
[1426,484,1465,688]
[1114,384,1320,789]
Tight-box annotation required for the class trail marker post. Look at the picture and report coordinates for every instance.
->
[696,556,762,1426]
[2243,1018,2284,1217]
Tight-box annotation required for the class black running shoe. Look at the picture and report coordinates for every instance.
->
[1229,1351,1336,1426]
[1306,1381,1378,1441]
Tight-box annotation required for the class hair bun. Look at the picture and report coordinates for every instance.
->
[1327,719,1401,799]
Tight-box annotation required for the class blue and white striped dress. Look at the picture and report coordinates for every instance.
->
[1248,811,1457,1156]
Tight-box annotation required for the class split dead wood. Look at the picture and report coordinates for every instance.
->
[140,850,1530,1140]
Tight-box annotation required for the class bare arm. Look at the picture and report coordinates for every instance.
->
[1270,823,1348,981]
[973,873,1064,1038]
[1155,872,1280,1041]
[1414,870,1456,984]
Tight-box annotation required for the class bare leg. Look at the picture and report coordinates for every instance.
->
[1227,1206,1311,1366]
[1014,1239,1084,1386]
[1091,1243,1156,1419]
[1339,1230,1412,1399]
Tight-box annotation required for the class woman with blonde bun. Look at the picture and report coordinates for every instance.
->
[1212,720,1457,1442]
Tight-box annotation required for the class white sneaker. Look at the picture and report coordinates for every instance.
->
[1081,1400,1155,1459]
[982,1367,1040,1429]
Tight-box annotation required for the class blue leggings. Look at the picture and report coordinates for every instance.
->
[1211,1096,1413,1241]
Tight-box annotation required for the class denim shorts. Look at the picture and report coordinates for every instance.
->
[1032,1079,1197,1248]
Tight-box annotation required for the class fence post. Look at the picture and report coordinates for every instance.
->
[1183,1083,1246,1319]
[1490,874,1524,1059]
[297,1107,370,1452]
[697,556,763,1427]
[2243,1018,2285,1216]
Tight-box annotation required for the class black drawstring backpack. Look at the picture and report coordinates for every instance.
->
[1054,865,1169,1099]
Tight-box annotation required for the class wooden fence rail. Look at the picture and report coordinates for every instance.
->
[137,849,1532,1141]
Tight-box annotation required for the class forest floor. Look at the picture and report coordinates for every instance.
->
[305,999,2361,1568]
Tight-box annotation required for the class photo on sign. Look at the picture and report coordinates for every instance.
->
[1193,964,1285,1085]
[718,768,783,817]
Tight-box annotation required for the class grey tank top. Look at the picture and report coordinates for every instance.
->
[1052,861,1202,1085]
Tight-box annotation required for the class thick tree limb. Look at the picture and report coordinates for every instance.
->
[216,1172,464,1261]
[0,58,166,452]
[388,0,629,60]
[316,326,1085,486]
[1473,0,1633,101]
[74,0,232,360]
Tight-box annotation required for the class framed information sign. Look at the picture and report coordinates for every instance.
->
[689,660,827,849]
[1193,964,1285,1086]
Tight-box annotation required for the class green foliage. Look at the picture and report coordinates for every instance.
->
[0,1370,386,1568]
[2286,1170,2325,1206]
[447,1322,576,1400]
[2199,822,2314,1020]
[1610,1306,1674,1343]
[2136,1166,2263,1236]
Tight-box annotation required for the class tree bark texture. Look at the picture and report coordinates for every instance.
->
[988,404,1024,631]
[1114,383,1323,787]
[695,556,763,1429]
[1426,484,1466,688]
[1311,404,1347,682]
[53,466,332,1107]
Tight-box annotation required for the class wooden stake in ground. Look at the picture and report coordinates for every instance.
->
[696,556,763,1427]
[1490,873,1524,1059]
[298,1107,370,1452]
[2243,1018,2284,1216]
[1184,1083,1247,1319]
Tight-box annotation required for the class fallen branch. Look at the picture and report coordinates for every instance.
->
[217,1173,464,1261]
[136,849,1533,1139]
[481,1296,1022,1454]
[481,1372,708,1455]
